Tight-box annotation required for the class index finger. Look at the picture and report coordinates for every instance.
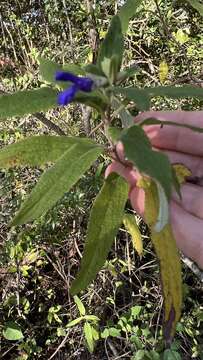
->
[136,111,203,156]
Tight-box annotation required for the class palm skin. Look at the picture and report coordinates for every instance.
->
[106,111,203,269]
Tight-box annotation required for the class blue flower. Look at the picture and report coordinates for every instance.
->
[55,71,94,106]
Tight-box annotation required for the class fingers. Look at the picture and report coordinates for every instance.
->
[105,161,138,188]
[128,181,203,269]
[135,111,203,156]
[172,183,203,220]
[105,163,203,269]
[170,201,203,269]
[129,186,145,217]
[163,150,203,178]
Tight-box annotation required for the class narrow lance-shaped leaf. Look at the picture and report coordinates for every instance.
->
[118,0,143,33]
[84,322,94,353]
[186,0,203,16]
[39,57,85,86]
[11,142,103,226]
[74,295,86,316]
[97,16,124,75]
[113,87,151,111]
[0,88,58,120]
[139,117,203,133]
[0,135,99,168]
[71,174,129,295]
[120,125,173,200]
[123,213,143,257]
[137,178,182,345]
[145,85,203,99]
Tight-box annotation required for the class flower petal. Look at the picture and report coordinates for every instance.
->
[55,71,93,92]
[55,71,78,82]
[57,85,78,106]
[76,78,93,92]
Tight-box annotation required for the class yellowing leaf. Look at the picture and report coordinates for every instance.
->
[174,29,189,44]
[159,60,169,84]
[139,179,182,344]
[123,214,143,257]
[173,164,192,185]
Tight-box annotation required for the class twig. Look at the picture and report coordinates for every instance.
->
[1,344,17,358]
[0,89,66,135]
[153,0,195,82]
[181,255,203,283]
[34,112,66,136]
[89,120,104,136]
[107,338,119,357]
[48,332,69,360]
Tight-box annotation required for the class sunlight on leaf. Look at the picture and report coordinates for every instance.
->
[123,213,143,257]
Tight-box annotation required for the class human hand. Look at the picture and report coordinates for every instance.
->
[106,111,203,269]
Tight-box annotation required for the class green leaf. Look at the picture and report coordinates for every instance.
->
[57,327,66,337]
[84,315,100,322]
[74,295,86,316]
[0,135,98,168]
[97,16,124,76]
[186,0,203,16]
[75,90,108,112]
[101,55,120,84]
[163,349,181,360]
[118,0,143,33]
[84,64,104,77]
[123,214,143,256]
[145,86,203,99]
[91,327,100,341]
[66,317,83,328]
[113,87,151,111]
[112,97,134,128]
[3,322,24,341]
[141,180,182,345]
[39,57,62,84]
[84,322,94,353]
[131,305,142,317]
[39,57,85,86]
[0,88,57,120]
[108,127,123,143]
[120,125,172,200]
[70,174,129,294]
[108,327,121,337]
[139,117,203,133]
[132,350,146,360]
[101,328,110,338]
[11,142,103,225]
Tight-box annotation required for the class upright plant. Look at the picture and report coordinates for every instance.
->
[0,0,203,347]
